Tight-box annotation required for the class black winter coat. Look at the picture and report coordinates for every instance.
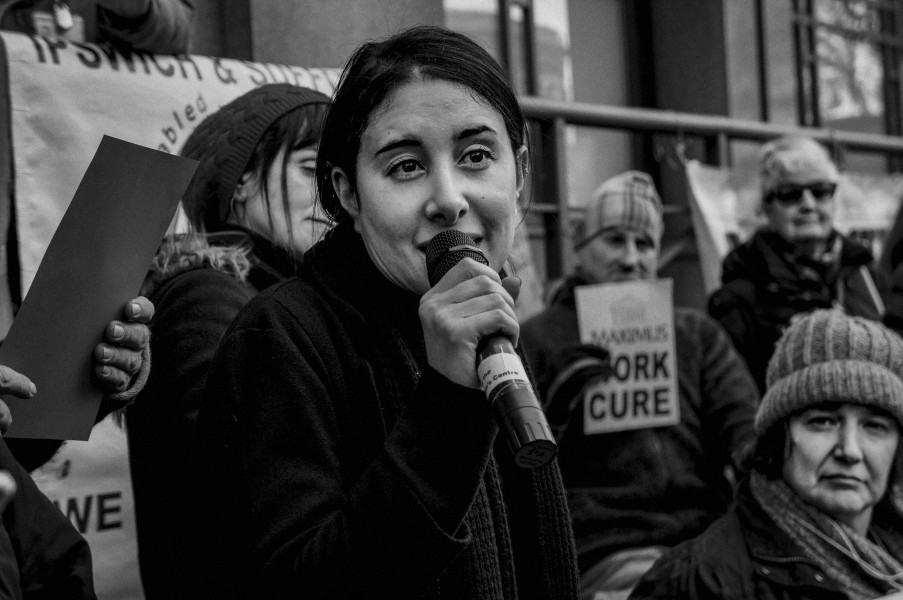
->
[629,479,850,600]
[127,231,293,600]
[521,276,759,574]
[708,230,882,394]
[193,224,579,600]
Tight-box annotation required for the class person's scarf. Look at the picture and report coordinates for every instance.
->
[751,470,903,599]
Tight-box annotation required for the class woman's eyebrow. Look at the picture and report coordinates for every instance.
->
[374,137,422,157]
[456,125,496,141]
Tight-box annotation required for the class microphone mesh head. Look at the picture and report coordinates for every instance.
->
[426,230,488,286]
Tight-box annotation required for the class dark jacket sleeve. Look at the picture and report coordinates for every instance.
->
[0,437,95,600]
[885,261,903,335]
[200,294,499,599]
[127,268,255,600]
[689,311,758,470]
[707,280,770,395]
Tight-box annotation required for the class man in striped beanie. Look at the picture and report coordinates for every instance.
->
[521,170,759,600]
[572,170,663,283]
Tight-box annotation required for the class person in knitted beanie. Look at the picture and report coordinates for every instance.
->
[127,83,331,600]
[708,134,883,395]
[522,169,759,600]
[631,308,903,600]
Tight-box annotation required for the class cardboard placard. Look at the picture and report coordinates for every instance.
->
[575,279,679,434]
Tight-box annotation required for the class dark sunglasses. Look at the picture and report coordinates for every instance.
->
[767,182,837,206]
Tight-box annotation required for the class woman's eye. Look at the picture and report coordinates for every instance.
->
[461,147,494,169]
[298,159,317,175]
[387,159,423,180]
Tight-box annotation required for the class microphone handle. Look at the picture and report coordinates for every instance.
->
[476,335,557,469]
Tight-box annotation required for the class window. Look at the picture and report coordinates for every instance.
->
[793,0,902,137]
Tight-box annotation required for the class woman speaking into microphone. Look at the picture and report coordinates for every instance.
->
[195,25,578,600]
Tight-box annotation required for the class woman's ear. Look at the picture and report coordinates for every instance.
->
[227,177,251,224]
[332,167,361,230]
[515,145,528,196]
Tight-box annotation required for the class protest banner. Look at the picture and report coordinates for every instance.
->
[575,279,679,434]
[31,415,140,600]
[0,33,337,599]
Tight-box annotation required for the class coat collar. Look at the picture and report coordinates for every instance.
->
[736,477,850,598]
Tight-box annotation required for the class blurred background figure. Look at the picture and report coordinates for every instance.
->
[126,82,331,600]
[631,309,903,600]
[521,170,759,600]
[0,0,193,54]
[709,135,884,394]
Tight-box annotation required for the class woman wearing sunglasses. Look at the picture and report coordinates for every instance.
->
[708,135,884,394]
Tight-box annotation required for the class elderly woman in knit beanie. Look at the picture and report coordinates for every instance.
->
[125,83,331,600]
[522,170,759,600]
[631,309,903,600]
[709,135,884,395]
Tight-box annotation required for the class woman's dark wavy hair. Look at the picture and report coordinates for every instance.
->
[315,25,528,226]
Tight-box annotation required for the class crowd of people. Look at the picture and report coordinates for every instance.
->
[0,16,900,600]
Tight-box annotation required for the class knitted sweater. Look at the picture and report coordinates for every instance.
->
[521,275,759,574]
[194,223,579,599]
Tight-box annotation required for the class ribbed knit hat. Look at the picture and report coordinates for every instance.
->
[759,135,839,197]
[756,309,903,435]
[179,83,331,232]
[574,170,664,250]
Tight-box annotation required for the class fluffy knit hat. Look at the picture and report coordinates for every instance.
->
[756,309,903,434]
[759,135,840,197]
[574,170,664,250]
[179,83,331,232]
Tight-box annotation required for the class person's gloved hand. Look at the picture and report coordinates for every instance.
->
[95,0,152,19]
[543,343,612,436]
[93,296,154,394]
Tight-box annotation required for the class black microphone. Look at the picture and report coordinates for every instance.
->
[425,230,557,470]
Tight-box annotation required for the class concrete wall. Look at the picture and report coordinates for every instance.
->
[189,0,445,67]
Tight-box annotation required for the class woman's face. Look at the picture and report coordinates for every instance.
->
[236,143,332,255]
[331,78,525,295]
[763,176,837,245]
[783,404,899,533]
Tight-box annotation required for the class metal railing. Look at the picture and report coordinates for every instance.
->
[520,95,903,279]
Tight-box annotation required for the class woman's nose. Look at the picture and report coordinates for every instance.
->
[834,425,864,462]
[427,167,468,224]
[798,189,818,210]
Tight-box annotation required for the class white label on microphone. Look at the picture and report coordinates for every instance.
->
[477,352,530,400]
